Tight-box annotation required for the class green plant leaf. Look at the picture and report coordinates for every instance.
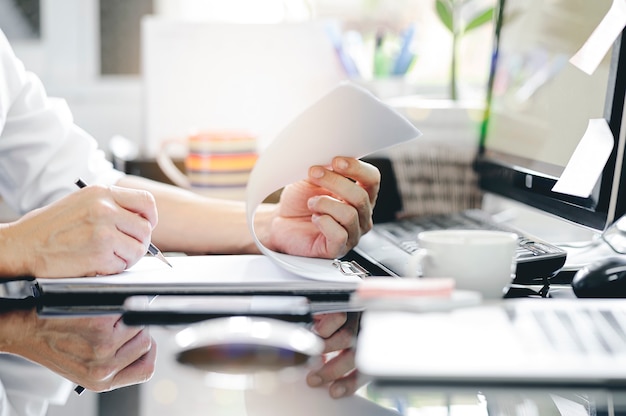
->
[464,7,494,33]
[435,0,454,33]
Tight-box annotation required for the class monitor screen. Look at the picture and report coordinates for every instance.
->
[475,0,626,231]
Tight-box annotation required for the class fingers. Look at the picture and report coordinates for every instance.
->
[114,326,153,365]
[97,321,155,391]
[332,157,380,207]
[78,185,156,241]
[110,185,158,229]
[312,312,357,353]
[74,185,156,273]
[306,349,359,398]
[306,312,361,398]
[106,334,157,391]
[307,157,380,237]
[90,185,155,253]
[73,321,155,392]
[312,312,348,339]
[309,210,352,257]
[309,158,379,205]
[328,369,360,399]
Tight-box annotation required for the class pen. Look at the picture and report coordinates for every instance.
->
[392,23,417,76]
[74,178,173,268]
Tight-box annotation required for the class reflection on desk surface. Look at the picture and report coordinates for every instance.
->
[120,325,626,416]
[368,384,626,416]
[49,325,626,416]
[138,326,398,416]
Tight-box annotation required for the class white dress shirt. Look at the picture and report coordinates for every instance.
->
[0,29,125,416]
[0,29,123,214]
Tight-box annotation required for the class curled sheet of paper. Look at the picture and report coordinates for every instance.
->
[246,82,421,280]
[551,118,614,198]
[569,0,626,75]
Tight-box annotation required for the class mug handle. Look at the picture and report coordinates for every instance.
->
[156,139,191,189]
[404,248,430,278]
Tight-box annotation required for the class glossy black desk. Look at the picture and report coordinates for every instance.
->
[84,314,626,416]
[30,272,626,415]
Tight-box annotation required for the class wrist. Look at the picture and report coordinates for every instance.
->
[0,308,36,354]
[0,222,31,278]
[253,203,278,252]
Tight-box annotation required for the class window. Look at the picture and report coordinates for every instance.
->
[0,0,40,40]
[100,0,153,75]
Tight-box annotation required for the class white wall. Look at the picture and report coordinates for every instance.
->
[8,0,143,157]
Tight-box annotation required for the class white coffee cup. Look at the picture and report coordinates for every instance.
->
[405,229,518,300]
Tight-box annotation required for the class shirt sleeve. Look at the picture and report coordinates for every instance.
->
[0,355,73,416]
[0,29,124,214]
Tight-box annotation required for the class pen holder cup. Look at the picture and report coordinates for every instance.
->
[156,130,259,193]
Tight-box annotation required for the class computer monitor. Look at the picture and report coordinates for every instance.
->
[475,0,626,232]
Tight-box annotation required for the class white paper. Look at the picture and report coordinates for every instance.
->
[37,255,361,290]
[551,118,614,198]
[246,82,421,279]
[570,0,626,75]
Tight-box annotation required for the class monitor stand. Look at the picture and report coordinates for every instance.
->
[481,193,600,244]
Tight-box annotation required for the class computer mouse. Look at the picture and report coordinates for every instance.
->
[572,256,626,298]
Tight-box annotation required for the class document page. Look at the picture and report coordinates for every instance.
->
[246,82,421,279]
[37,255,361,292]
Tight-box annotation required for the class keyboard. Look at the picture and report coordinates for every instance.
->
[354,209,567,284]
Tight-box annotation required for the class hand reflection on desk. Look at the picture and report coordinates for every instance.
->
[244,311,397,416]
[170,310,363,400]
[306,311,362,399]
[0,308,156,393]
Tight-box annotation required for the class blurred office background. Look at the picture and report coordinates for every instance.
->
[0,1,495,414]
[0,0,494,159]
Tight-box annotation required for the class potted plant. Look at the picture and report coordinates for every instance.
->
[435,0,495,100]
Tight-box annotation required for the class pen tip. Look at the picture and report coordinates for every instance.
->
[156,252,173,268]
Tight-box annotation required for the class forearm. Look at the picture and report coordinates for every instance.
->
[116,175,275,254]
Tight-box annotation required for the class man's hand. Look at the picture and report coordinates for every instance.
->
[267,157,380,259]
[0,309,156,392]
[0,184,157,278]
[306,312,362,398]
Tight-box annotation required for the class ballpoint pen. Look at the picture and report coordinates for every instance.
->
[74,178,173,268]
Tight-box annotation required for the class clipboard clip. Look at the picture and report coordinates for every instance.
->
[332,260,370,278]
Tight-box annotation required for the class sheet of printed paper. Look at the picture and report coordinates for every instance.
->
[246,82,421,279]
[551,118,614,198]
[570,0,626,75]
